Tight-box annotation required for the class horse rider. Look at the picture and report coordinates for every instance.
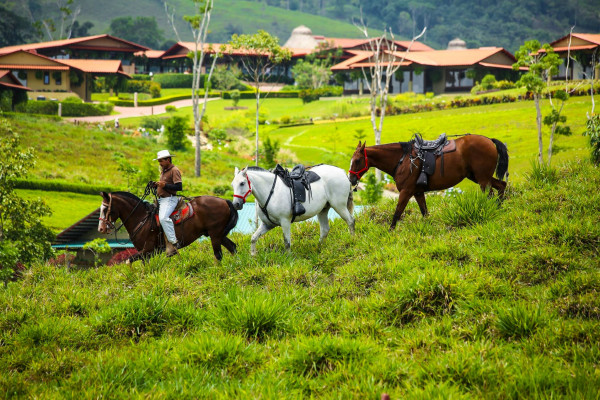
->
[153,149,182,257]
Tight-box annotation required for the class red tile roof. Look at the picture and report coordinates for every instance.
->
[0,64,68,71]
[58,59,131,77]
[0,34,148,55]
[0,70,31,90]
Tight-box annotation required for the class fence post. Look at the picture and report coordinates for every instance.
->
[58,102,62,117]
[134,92,138,108]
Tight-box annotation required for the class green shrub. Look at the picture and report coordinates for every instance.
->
[14,100,113,117]
[108,92,219,107]
[583,114,600,165]
[165,105,177,113]
[496,304,546,339]
[211,288,293,340]
[361,172,383,204]
[440,188,501,227]
[230,89,240,107]
[141,115,164,131]
[149,82,161,99]
[14,178,115,194]
[164,115,189,150]
[481,74,497,90]
[131,74,151,81]
[125,80,153,93]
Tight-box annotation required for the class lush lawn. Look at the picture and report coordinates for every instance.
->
[2,160,599,398]
[16,189,100,233]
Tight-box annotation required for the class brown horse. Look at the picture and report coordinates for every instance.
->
[98,192,238,262]
[349,134,509,230]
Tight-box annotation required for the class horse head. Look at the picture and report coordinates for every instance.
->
[231,166,251,210]
[98,191,119,234]
[348,141,368,186]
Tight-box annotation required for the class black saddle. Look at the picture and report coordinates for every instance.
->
[414,133,448,154]
[413,133,457,188]
[273,164,321,218]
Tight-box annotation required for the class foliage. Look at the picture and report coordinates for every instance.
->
[82,238,111,267]
[108,16,164,49]
[153,74,196,89]
[261,136,280,169]
[0,118,53,281]
[481,74,497,90]
[0,4,34,47]
[230,89,241,107]
[14,100,113,117]
[496,304,546,339]
[164,115,189,150]
[361,172,383,204]
[210,65,242,90]
[583,114,600,164]
[298,86,343,104]
[291,59,332,89]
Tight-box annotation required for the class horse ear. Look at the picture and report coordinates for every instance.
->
[356,141,362,149]
[360,141,366,151]
[234,167,239,175]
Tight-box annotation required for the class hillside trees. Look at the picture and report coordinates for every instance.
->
[0,5,34,47]
[109,16,165,49]
[18,0,81,41]
[229,30,291,166]
[0,119,54,283]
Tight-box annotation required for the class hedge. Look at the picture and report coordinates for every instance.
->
[153,73,210,88]
[221,90,301,99]
[15,179,116,195]
[132,74,151,81]
[14,100,113,117]
[108,92,220,107]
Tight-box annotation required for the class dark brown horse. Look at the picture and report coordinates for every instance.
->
[98,192,238,262]
[349,134,509,230]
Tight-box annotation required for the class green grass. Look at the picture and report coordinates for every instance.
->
[15,189,100,233]
[2,159,599,397]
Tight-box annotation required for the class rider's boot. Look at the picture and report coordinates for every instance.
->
[165,235,179,257]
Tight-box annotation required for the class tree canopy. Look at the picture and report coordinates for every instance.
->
[109,16,165,49]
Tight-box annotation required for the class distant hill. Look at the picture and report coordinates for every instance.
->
[6,0,600,52]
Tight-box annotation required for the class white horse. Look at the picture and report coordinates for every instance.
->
[231,165,355,255]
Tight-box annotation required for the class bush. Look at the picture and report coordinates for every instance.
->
[14,178,115,194]
[361,172,383,204]
[164,115,189,150]
[149,82,161,99]
[583,114,600,165]
[14,100,113,117]
[230,89,240,107]
[527,159,559,186]
[299,86,342,104]
[481,74,497,90]
[109,92,219,107]
[125,80,153,94]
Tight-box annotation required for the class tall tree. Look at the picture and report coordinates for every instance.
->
[165,0,219,177]
[355,15,425,180]
[513,40,561,164]
[229,30,291,166]
[0,5,34,47]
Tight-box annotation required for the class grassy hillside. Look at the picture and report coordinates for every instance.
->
[76,0,373,45]
[1,159,599,397]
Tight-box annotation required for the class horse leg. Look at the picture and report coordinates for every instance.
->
[317,207,331,243]
[491,177,507,200]
[331,202,355,235]
[222,237,237,255]
[390,190,412,230]
[251,222,274,256]
[208,234,223,261]
[414,192,429,217]
[280,219,292,252]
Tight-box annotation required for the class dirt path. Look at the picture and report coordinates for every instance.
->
[65,98,218,123]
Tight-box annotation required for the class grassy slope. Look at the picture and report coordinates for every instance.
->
[77,0,371,43]
[1,160,599,397]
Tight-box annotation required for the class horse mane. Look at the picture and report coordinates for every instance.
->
[111,191,154,211]
[400,140,414,155]
[247,166,268,172]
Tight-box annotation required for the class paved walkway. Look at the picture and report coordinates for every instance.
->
[66,98,217,123]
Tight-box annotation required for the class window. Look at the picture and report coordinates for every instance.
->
[54,71,62,85]
[43,71,50,85]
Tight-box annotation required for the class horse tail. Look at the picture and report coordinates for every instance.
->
[223,200,239,237]
[346,186,354,215]
[491,138,509,181]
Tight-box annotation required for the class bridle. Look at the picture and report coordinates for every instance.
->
[348,147,369,181]
[99,194,117,231]
[233,173,253,203]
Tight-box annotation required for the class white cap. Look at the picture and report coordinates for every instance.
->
[154,149,175,160]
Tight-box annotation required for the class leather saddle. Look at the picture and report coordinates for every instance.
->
[413,133,457,187]
[153,197,195,226]
[273,164,321,218]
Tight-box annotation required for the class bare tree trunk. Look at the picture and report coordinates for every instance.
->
[534,94,544,164]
